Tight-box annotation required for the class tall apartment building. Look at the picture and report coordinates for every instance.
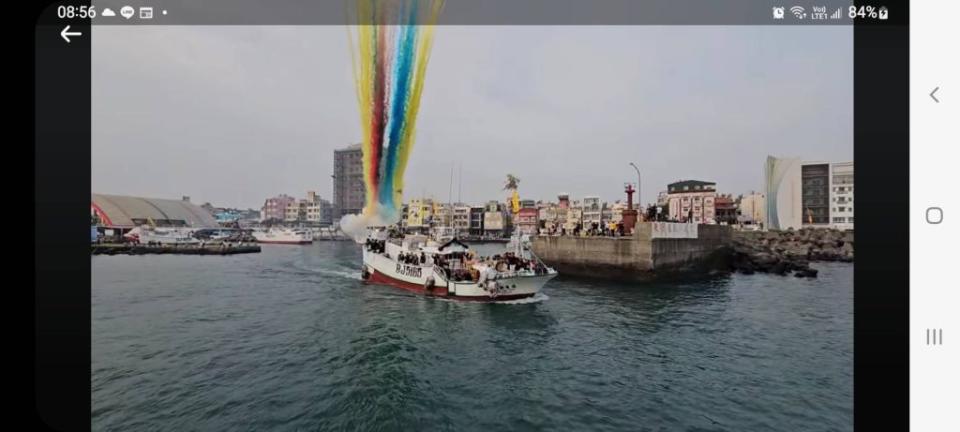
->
[333,144,365,219]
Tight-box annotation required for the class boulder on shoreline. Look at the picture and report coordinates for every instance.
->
[724,228,853,278]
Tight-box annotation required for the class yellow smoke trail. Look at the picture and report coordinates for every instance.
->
[351,1,377,213]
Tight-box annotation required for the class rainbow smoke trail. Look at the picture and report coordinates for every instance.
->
[348,0,443,224]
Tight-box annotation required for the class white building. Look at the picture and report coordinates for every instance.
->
[301,191,333,225]
[666,180,717,224]
[830,162,854,230]
[657,191,669,207]
[765,156,854,230]
[609,201,628,223]
[582,196,602,226]
[304,200,332,225]
[564,201,583,231]
[738,192,767,226]
[482,200,508,236]
[453,205,471,235]
[765,157,802,230]
[434,203,453,227]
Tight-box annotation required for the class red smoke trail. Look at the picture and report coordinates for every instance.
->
[368,24,388,199]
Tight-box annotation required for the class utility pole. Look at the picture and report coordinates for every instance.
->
[629,162,642,218]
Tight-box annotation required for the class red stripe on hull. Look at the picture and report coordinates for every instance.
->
[365,268,534,302]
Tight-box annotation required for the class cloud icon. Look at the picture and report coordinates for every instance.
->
[102,8,117,17]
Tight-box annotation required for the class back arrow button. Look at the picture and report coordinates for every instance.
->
[930,86,940,103]
[61,25,82,43]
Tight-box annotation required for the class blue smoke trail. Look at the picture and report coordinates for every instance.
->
[378,1,420,214]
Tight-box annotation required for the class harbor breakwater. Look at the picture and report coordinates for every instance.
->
[727,228,854,278]
[91,243,261,256]
[530,223,853,280]
[530,222,732,279]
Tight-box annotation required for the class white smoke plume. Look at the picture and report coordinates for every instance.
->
[338,208,400,243]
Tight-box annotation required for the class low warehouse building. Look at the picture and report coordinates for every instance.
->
[91,194,218,229]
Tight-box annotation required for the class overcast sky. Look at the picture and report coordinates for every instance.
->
[92,26,852,209]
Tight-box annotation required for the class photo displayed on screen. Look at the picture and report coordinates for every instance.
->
[89,12,854,432]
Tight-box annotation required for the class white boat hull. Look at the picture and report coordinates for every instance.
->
[137,228,199,245]
[253,229,313,244]
[362,249,556,301]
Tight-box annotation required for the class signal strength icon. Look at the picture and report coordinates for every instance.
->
[790,6,806,19]
[830,8,842,19]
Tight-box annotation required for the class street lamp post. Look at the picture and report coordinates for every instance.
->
[629,162,641,217]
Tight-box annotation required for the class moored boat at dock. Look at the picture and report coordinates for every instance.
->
[252,228,313,244]
[128,226,199,245]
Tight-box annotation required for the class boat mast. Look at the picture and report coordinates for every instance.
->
[447,165,454,228]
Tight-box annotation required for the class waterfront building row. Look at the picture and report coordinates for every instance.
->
[320,145,854,233]
[261,191,333,226]
[401,198,513,238]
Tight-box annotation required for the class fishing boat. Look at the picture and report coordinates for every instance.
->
[361,229,557,301]
[252,228,313,244]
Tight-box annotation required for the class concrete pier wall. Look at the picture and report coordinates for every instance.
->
[640,223,732,269]
[530,222,732,279]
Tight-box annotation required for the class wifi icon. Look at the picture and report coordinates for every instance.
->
[790,6,806,19]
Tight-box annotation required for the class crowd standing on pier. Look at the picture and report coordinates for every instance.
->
[541,221,628,238]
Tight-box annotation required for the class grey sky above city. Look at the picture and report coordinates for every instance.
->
[92,26,852,209]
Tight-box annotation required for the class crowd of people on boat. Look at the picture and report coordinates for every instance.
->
[364,237,550,282]
[365,238,387,253]
[398,251,427,265]
[439,251,550,282]
[489,252,550,275]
